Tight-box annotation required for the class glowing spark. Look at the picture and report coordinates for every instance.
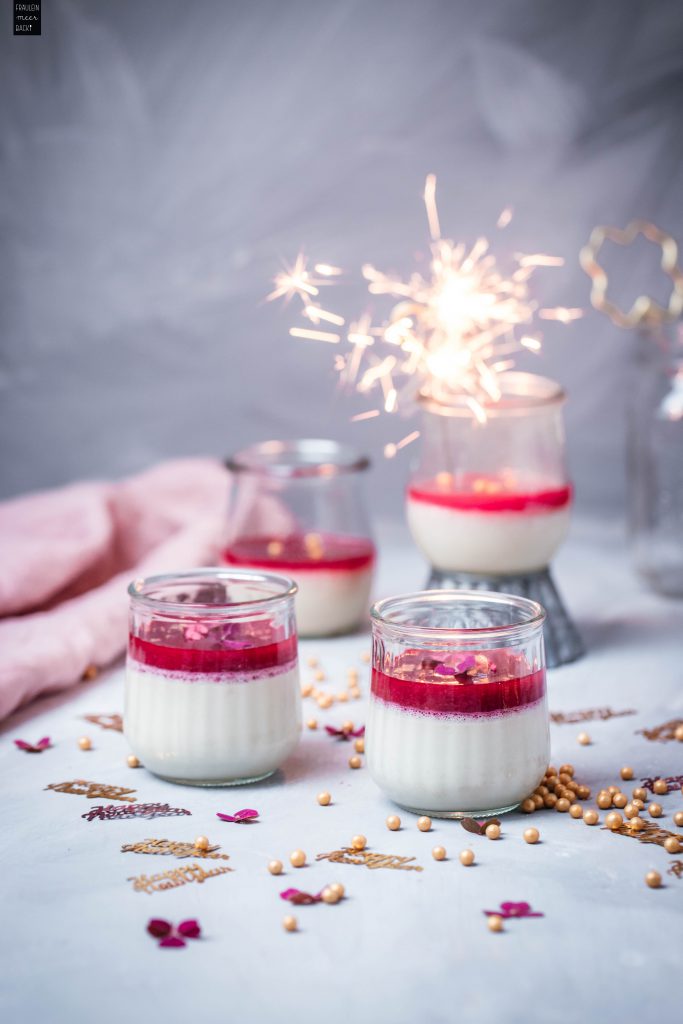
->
[423,174,441,242]
[272,177,578,431]
[304,305,345,326]
[289,327,340,343]
[395,430,420,450]
[351,409,380,421]
[517,254,565,268]
[538,307,583,323]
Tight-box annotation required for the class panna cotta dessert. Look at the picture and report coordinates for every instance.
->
[223,533,375,637]
[406,473,572,575]
[125,569,301,785]
[225,439,375,637]
[366,590,549,817]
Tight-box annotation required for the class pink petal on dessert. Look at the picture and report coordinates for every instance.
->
[232,808,259,821]
[177,919,201,939]
[147,918,173,938]
[434,663,455,677]
[159,935,186,948]
[456,655,476,672]
[216,813,237,822]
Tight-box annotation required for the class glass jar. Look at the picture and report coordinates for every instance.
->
[222,439,375,637]
[366,590,549,818]
[125,569,300,785]
[629,325,683,595]
[406,372,572,576]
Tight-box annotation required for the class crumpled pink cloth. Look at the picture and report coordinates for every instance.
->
[0,458,229,722]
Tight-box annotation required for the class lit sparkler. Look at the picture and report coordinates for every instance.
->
[269,176,581,436]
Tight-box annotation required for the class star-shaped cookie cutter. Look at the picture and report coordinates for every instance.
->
[579,220,683,328]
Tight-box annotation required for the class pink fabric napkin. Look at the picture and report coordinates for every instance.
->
[0,458,229,722]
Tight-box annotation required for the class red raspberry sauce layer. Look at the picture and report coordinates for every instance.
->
[372,667,546,717]
[407,480,572,513]
[223,533,375,572]
[129,635,297,675]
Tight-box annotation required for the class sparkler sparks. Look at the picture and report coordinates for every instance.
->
[268,177,580,446]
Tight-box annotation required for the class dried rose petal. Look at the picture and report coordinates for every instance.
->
[233,808,259,821]
[216,808,259,823]
[484,902,543,919]
[280,888,322,905]
[159,935,186,948]
[434,663,455,677]
[177,919,201,938]
[147,918,173,938]
[456,655,476,672]
[14,737,51,753]
[325,725,365,740]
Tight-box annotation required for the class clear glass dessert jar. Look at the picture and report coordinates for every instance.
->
[366,590,549,818]
[406,372,572,576]
[125,569,301,786]
[222,440,375,637]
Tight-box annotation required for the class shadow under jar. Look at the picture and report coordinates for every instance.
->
[222,440,375,638]
[366,590,549,818]
[125,569,301,786]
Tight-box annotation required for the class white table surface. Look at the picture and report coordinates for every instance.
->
[2,518,682,1024]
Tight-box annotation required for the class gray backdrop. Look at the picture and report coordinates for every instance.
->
[2,0,683,519]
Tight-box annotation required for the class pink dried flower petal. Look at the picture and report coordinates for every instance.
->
[15,737,51,752]
[325,725,365,740]
[216,808,259,823]
[177,919,201,939]
[456,655,476,672]
[280,888,322,905]
[159,935,186,948]
[232,808,259,821]
[434,663,455,677]
[147,918,173,938]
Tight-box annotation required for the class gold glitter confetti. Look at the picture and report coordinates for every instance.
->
[316,848,423,872]
[46,780,137,802]
[83,713,123,732]
[550,708,636,725]
[637,719,683,743]
[602,819,683,850]
[121,838,230,860]
[128,862,233,894]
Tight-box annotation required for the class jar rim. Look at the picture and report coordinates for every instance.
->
[128,568,298,616]
[371,589,545,644]
[418,372,565,418]
[226,439,370,477]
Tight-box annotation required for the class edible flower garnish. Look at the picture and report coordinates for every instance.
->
[216,808,259,823]
[483,902,543,919]
[280,888,323,905]
[14,737,51,753]
[147,918,201,947]
[325,724,365,740]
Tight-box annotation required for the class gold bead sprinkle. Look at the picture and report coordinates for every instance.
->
[386,815,401,831]
[317,791,331,806]
[268,860,283,875]
[417,816,432,832]
[290,849,306,868]
[459,849,475,866]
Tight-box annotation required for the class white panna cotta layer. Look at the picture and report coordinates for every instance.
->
[125,661,301,784]
[366,697,549,815]
[290,566,373,637]
[406,500,571,574]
